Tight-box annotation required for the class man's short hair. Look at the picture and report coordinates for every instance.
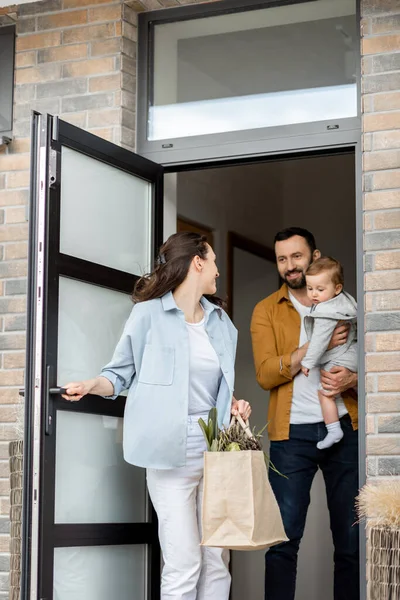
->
[274,227,317,254]
[306,256,344,287]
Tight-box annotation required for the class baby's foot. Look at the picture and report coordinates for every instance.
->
[317,422,344,450]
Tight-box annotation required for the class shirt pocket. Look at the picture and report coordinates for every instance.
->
[138,344,175,386]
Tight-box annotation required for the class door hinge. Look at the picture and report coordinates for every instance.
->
[49,148,58,189]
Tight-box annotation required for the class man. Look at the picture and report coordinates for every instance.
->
[251,227,359,600]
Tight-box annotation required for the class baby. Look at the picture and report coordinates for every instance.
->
[301,257,357,450]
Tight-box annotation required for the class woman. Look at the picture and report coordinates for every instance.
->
[62,232,251,600]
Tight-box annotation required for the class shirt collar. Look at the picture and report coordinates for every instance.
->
[277,283,290,303]
[161,291,218,315]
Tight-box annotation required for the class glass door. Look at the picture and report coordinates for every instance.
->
[22,113,163,600]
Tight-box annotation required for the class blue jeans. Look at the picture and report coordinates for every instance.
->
[265,414,359,600]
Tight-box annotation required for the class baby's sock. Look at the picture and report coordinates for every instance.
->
[317,421,344,450]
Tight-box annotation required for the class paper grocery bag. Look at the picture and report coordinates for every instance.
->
[201,450,288,551]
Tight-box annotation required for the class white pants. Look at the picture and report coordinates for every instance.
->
[146,415,231,600]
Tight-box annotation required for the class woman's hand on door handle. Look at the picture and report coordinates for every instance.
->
[61,376,114,401]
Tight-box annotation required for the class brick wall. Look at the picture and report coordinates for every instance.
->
[0,1,135,596]
[0,0,399,598]
[361,0,400,481]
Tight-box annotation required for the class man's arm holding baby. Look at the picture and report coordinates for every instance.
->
[320,366,357,398]
[301,318,338,377]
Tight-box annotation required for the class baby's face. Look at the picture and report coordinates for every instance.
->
[306,272,341,304]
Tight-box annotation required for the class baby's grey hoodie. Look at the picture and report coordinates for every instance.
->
[301,291,358,372]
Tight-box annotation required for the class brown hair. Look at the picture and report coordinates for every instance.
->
[133,231,225,308]
[306,256,344,286]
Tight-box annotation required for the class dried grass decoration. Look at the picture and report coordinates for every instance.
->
[357,480,400,600]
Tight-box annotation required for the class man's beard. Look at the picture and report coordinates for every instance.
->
[283,268,308,289]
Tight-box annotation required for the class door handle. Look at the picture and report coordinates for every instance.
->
[18,387,67,397]
[49,387,67,395]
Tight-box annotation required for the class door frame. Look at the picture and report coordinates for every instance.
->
[165,140,366,599]
[226,231,276,318]
[136,0,361,165]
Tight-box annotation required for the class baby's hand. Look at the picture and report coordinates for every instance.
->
[301,366,309,377]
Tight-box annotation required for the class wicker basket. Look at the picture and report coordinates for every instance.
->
[369,526,400,600]
[9,440,23,600]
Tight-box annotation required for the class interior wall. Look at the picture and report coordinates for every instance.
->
[174,152,356,600]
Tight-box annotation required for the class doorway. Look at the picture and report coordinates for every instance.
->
[23,114,363,600]
[166,148,357,600]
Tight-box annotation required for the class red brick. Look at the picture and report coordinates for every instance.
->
[364,190,400,210]
[6,172,29,189]
[0,406,21,423]
[364,111,400,132]
[63,23,114,44]
[89,73,120,92]
[368,394,400,413]
[6,207,26,224]
[64,0,113,7]
[88,108,119,127]
[0,371,24,386]
[3,352,25,369]
[376,333,400,352]
[366,415,375,434]
[62,56,114,78]
[374,291,400,311]
[9,139,30,154]
[88,5,121,22]
[365,271,400,291]
[374,92,400,112]
[364,150,400,171]
[363,35,400,56]
[37,10,87,30]
[373,131,400,151]
[378,374,400,392]
[0,389,22,405]
[367,435,400,455]
[366,353,400,372]
[16,31,61,52]
[4,243,28,260]
[15,63,62,84]
[374,209,400,229]
[371,15,400,35]
[0,154,30,172]
[375,250,400,269]
[38,43,88,63]
[90,37,120,57]
[15,51,36,68]
[370,171,400,190]
[0,225,28,243]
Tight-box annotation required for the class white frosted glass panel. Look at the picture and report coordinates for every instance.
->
[55,411,146,524]
[57,277,132,385]
[150,0,357,140]
[60,146,152,275]
[54,545,145,600]
[150,84,357,139]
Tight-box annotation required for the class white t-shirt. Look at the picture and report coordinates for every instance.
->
[289,292,348,425]
[186,316,222,416]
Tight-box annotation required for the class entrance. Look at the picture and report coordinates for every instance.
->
[168,148,357,600]
[23,114,362,600]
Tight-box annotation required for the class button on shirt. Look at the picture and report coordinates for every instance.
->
[100,292,238,469]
